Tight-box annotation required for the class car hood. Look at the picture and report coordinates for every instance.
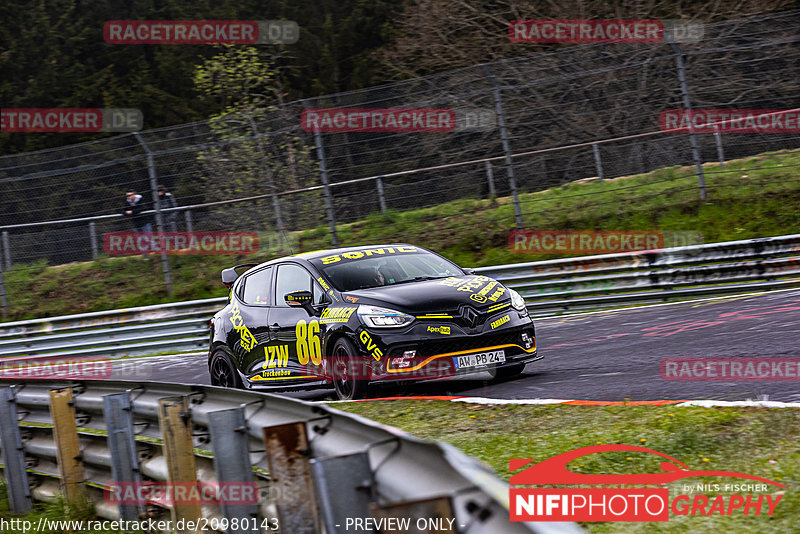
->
[342,275,511,314]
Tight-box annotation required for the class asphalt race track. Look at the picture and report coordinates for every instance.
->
[110,288,800,402]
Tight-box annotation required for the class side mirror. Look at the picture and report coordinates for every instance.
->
[463,268,475,275]
[285,290,315,315]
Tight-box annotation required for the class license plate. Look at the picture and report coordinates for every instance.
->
[453,350,505,369]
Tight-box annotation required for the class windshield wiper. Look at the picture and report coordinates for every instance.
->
[391,275,447,285]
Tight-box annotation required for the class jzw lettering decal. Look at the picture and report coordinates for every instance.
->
[320,246,418,265]
[427,326,451,335]
[320,306,357,323]
[296,319,322,365]
[491,315,511,329]
[317,277,330,291]
[359,330,384,361]
[229,303,257,351]
[264,345,289,368]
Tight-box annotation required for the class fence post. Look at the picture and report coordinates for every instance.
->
[481,65,523,229]
[376,177,388,213]
[89,222,99,260]
[2,231,10,270]
[667,37,707,200]
[0,387,33,514]
[184,210,193,233]
[484,160,496,197]
[303,100,338,247]
[49,387,87,505]
[207,408,259,534]
[713,126,726,167]
[592,143,605,181]
[103,392,144,522]
[134,132,173,295]
[0,245,7,320]
[158,396,201,532]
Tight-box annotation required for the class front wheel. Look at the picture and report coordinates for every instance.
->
[331,337,369,400]
[209,350,243,388]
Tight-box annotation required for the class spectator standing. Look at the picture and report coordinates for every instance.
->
[122,190,153,233]
[158,184,179,232]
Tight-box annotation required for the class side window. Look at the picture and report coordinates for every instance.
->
[242,267,273,306]
[275,264,327,306]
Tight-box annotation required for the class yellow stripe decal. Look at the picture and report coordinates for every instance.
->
[416,314,453,319]
[387,343,537,373]
[488,302,511,312]
[250,375,319,381]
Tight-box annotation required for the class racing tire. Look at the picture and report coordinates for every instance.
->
[494,362,526,380]
[209,350,243,389]
[331,337,369,400]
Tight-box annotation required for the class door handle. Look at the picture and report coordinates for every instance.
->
[269,323,280,332]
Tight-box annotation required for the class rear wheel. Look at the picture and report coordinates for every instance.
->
[331,337,369,400]
[494,362,526,380]
[209,350,243,388]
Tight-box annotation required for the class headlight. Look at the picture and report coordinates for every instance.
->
[509,289,526,311]
[357,305,415,328]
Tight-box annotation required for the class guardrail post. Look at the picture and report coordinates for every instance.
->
[713,126,726,167]
[0,387,33,514]
[484,161,496,197]
[207,408,259,534]
[376,177,388,213]
[311,452,374,533]
[134,132,173,296]
[263,422,322,534]
[49,387,87,505]
[592,143,605,181]
[103,392,144,521]
[184,210,193,233]
[303,100,338,247]
[89,222,99,260]
[158,396,201,532]
[667,37,707,200]
[2,231,10,270]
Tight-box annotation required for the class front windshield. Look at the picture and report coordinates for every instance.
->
[313,251,464,291]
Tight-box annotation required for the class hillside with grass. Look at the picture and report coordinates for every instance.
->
[3,148,798,322]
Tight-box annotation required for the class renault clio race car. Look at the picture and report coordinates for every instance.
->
[208,244,539,399]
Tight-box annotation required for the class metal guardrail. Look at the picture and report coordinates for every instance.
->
[1,234,800,360]
[0,380,579,533]
[477,234,800,316]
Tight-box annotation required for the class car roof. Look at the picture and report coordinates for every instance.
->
[240,243,423,274]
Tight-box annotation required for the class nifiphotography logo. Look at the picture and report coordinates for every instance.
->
[509,445,785,522]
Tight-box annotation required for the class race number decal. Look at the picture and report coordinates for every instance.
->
[296,319,322,365]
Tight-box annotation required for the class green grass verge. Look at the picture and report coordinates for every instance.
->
[332,400,800,533]
[3,148,799,322]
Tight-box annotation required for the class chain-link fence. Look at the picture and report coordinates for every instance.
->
[1,11,799,317]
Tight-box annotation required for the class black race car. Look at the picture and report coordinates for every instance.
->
[208,244,540,399]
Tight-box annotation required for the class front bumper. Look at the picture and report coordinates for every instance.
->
[365,319,539,382]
